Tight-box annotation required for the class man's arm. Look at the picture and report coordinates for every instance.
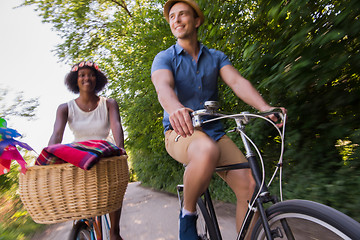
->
[220,65,272,111]
[151,69,194,137]
[220,65,286,124]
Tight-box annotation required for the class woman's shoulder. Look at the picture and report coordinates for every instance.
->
[58,102,69,110]
[56,102,69,117]
[105,97,119,107]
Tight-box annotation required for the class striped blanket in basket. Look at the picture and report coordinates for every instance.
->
[36,140,126,170]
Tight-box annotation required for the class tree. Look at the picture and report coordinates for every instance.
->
[227,0,360,218]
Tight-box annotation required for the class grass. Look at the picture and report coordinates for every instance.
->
[0,194,47,240]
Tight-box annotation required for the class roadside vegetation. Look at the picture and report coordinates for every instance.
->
[1,88,42,239]
[0,163,46,240]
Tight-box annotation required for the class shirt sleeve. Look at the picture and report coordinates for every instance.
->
[217,50,232,69]
[151,50,173,74]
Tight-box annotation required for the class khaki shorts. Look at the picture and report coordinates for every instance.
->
[165,129,247,174]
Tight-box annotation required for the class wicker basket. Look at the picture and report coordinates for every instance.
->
[19,155,129,224]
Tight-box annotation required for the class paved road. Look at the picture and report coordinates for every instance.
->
[31,182,237,240]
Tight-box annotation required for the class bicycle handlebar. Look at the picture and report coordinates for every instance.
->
[190,101,284,128]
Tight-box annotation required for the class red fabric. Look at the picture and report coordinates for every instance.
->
[36,140,126,170]
[0,146,27,175]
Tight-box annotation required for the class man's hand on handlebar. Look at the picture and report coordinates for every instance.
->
[169,107,194,138]
[266,107,287,128]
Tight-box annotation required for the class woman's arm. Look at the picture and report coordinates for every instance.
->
[107,98,124,149]
[48,103,68,146]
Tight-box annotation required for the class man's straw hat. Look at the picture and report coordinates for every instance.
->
[163,0,204,26]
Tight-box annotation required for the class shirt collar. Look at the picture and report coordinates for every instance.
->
[175,42,206,56]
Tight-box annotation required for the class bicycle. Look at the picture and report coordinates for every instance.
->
[176,101,360,240]
[69,214,111,240]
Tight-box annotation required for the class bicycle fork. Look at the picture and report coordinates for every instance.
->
[237,117,274,240]
[236,154,274,240]
[237,117,294,240]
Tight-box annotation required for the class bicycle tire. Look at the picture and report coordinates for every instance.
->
[251,199,360,240]
[197,197,220,240]
[68,220,92,240]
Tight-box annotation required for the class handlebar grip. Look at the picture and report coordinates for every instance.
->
[272,112,284,123]
[274,113,281,120]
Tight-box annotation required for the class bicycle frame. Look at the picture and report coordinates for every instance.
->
[75,215,111,240]
[188,102,287,240]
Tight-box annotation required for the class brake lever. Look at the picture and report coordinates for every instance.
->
[227,128,237,133]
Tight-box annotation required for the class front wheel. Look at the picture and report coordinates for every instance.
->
[68,220,92,240]
[251,199,360,240]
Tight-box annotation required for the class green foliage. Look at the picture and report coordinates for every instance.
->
[0,164,45,240]
[238,0,360,221]
[0,88,39,119]
[21,0,360,222]
[0,89,41,238]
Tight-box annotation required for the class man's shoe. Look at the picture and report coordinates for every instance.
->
[179,210,199,240]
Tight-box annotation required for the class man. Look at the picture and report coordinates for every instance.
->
[151,0,286,239]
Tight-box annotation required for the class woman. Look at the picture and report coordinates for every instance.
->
[48,61,125,240]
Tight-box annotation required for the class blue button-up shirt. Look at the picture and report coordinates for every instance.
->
[151,42,232,141]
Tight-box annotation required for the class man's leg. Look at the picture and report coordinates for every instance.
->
[183,136,220,213]
[216,135,257,239]
[165,130,220,239]
[223,169,256,232]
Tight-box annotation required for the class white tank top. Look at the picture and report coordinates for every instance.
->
[67,96,113,143]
